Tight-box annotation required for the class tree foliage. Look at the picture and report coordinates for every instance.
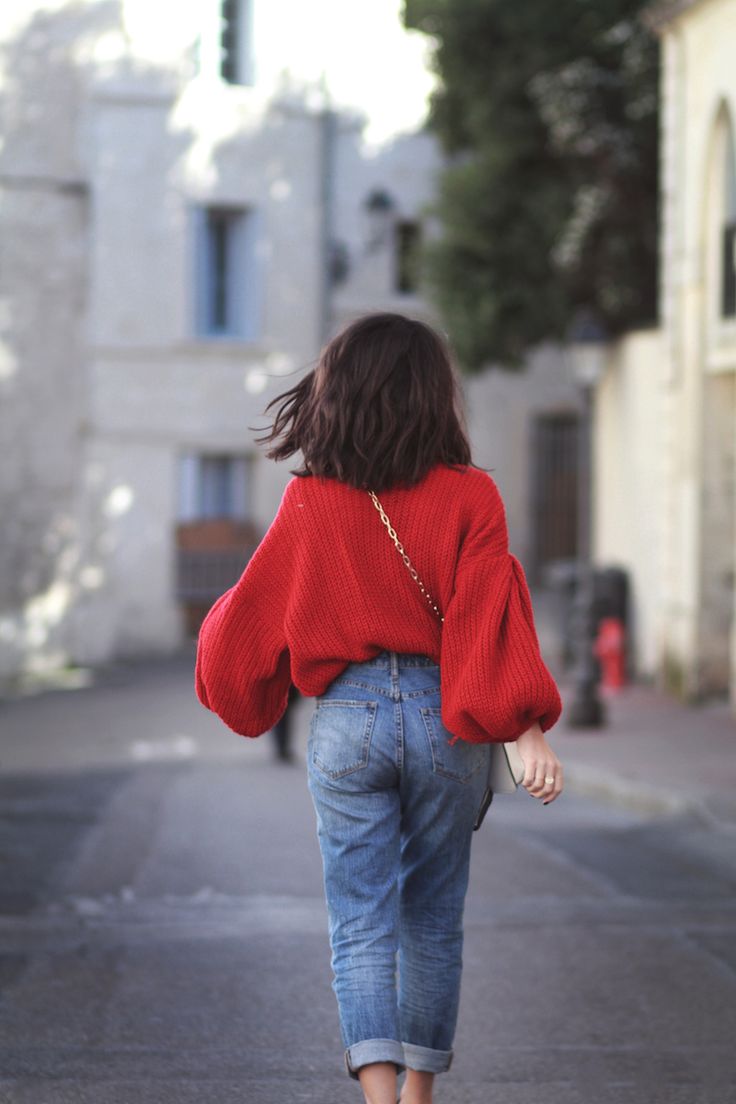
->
[403,0,660,371]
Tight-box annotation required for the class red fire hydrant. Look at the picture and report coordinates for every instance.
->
[593,616,627,691]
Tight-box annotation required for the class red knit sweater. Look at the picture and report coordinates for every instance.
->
[195,463,563,744]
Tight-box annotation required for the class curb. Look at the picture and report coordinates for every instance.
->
[562,763,736,832]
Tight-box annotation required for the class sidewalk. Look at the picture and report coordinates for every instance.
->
[3,623,735,831]
[550,678,736,829]
[530,584,736,829]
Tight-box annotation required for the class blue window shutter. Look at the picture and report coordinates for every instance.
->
[193,206,210,336]
[227,208,261,340]
[227,210,245,337]
[246,208,263,340]
[177,453,200,521]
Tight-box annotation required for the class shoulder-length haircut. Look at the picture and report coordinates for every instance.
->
[255,312,476,491]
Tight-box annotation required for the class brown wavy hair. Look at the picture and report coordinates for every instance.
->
[255,312,477,491]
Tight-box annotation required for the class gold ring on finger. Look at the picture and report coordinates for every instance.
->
[544,776,555,784]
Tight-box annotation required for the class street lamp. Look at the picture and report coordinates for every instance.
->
[566,309,608,727]
[362,187,396,253]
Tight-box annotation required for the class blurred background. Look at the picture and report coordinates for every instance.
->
[1,1,735,1101]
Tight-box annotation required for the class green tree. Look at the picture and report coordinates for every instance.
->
[403,0,660,371]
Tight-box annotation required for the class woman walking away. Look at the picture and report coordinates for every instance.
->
[194,312,564,1104]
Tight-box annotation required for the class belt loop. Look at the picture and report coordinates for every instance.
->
[390,651,400,698]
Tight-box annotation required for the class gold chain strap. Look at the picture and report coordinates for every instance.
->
[367,490,445,623]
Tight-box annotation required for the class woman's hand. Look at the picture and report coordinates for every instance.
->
[515,722,564,804]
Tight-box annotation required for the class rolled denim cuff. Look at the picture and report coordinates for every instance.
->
[344,1038,407,1080]
[402,1040,454,1074]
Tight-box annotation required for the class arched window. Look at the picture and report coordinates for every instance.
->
[721,136,736,318]
[706,103,736,320]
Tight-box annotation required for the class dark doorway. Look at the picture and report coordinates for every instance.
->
[529,412,580,583]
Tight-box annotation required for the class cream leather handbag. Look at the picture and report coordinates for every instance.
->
[367,490,525,817]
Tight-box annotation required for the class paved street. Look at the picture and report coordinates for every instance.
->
[1,647,735,1103]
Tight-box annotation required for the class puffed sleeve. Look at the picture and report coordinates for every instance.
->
[194,482,294,738]
[440,474,563,744]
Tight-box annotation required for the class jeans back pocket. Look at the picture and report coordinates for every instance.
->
[309,699,378,780]
[420,707,487,783]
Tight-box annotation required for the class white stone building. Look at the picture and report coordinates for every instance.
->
[0,0,584,685]
[592,0,736,707]
[0,0,331,681]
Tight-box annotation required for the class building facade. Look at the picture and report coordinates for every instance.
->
[0,0,584,685]
[593,0,736,706]
[0,0,327,680]
[328,128,585,591]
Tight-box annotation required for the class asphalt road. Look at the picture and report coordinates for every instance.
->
[1,650,735,1103]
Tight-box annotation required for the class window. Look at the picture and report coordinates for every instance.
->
[194,206,259,339]
[178,453,252,521]
[176,453,257,611]
[395,220,421,295]
[220,0,253,85]
[718,113,736,319]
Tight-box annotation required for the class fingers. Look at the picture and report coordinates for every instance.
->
[541,761,563,804]
[521,757,564,804]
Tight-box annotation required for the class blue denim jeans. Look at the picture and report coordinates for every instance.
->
[306,650,491,1081]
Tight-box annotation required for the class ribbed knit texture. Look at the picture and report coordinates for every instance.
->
[195,463,563,744]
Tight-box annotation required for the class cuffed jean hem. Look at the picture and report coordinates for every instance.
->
[344,1038,407,1081]
[402,1041,454,1074]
